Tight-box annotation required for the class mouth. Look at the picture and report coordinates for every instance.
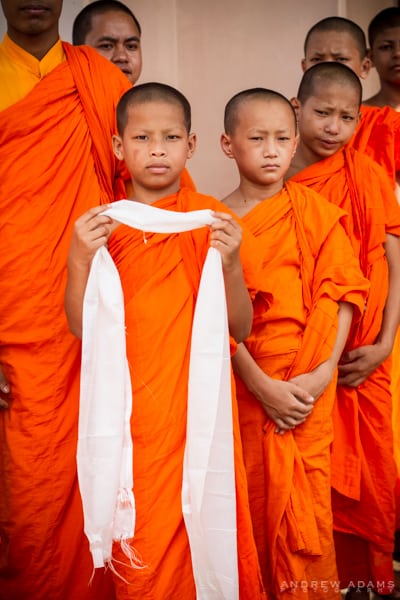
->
[147,164,169,174]
[319,139,339,149]
[261,164,279,171]
[20,4,50,15]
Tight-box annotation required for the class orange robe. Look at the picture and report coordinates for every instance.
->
[290,146,400,593]
[234,181,368,599]
[348,104,400,187]
[106,187,266,599]
[0,43,130,599]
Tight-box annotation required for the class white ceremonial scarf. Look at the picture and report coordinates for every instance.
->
[77,200,238,599]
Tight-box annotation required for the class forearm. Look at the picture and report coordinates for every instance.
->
[331,301,353,365]
[64,262,90,339]
[223,263,253,343]
[376,233,400,355]
[232,342,265,396]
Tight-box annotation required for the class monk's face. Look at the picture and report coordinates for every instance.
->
[112,100,196,199]
[1,0,62,38]
[302,30,370,79]
[296,82,360,163]
[221,99,298,191]
[370,27,400,88]
[84,10,142,85]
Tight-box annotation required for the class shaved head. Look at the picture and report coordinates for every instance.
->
[297,62,362,106]
[224,88,297,135]
[304,16,367,59]
[72,0,141,45]
[116,82,191,134]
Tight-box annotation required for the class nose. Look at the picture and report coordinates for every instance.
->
[150,143,167,157]
[324,115,340,134]
[263,139,278,157]
[112,43,129,63]
[393,41,400,57]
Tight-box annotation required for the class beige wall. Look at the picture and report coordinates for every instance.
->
[0,0,395,197]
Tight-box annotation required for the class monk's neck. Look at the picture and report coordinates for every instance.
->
[287,143,319,179]
[128,181,180,205]
[7,27,59,60]
[223,181,283,217]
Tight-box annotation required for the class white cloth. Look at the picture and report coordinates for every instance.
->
[77,200,238,598]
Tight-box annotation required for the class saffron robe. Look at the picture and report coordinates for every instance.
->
[234,181,368,599]
[0,43,130,600]
[106,188,266,600]
[290,146,400,593]
[348,104,400,187]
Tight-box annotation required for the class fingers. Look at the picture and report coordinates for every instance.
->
[0,370,10,409]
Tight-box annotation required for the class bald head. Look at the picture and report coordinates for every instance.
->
[116,82,191,135]
[224,88,297,135]
[304,17,367,59]
[72,0,141,45]
[298,62,362,107]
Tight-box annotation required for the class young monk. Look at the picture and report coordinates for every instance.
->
[301,16,400,196]
[65,82,266,600]
[220,87,369,599]
[364,7,400,112]
[288,61,400,599]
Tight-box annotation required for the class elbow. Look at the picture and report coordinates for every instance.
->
[229,311,253,344]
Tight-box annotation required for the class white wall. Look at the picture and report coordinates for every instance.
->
[0,0,395,197]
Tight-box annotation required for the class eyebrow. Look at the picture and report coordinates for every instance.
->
[96,35,140,43]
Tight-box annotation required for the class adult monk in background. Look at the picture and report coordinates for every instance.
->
[0,0,130,598]
[288,62,400,600]
[72,0,142,86]
[301,16,400,198]
[72,0,195,193]
[221,87,369,599]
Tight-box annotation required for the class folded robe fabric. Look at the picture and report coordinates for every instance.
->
[290,147,400,591]
[79,200,238,598]
[234,181,369,599]
[348,105,400,187]
[0,43,130,600]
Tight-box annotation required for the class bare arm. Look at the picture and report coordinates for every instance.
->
[232,343,314,432]
[339,234,400,386]
[209,212,253,342]
[64,205,114,339]
[290,301,353,399]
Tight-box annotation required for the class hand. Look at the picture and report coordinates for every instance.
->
[289,359,335,402]
[0,366,10,409]
[254,375,315,433]
[209,212,242,271]
[338,343,389,387]
[68,205,115,270]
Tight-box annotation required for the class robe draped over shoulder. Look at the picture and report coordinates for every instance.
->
[290,147,400,593]
[235,181,368,599]
[0,44,130,600]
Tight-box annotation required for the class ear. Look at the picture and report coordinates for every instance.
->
[360,53,372,80]
[220,133,234,159]
[301,58,307,73]
[292,133,300,157]
[112,134,124,160]
[290,96,301,116]
[187,132,197,159]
